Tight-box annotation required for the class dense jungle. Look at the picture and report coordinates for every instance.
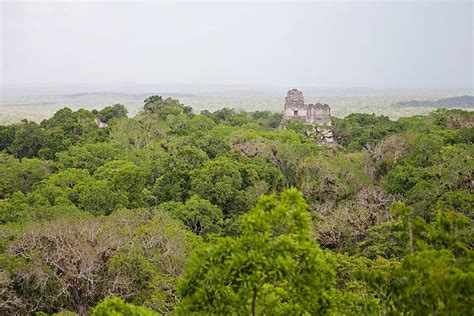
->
[0,96,472,315]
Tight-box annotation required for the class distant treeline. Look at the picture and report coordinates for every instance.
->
[395,95,474,108]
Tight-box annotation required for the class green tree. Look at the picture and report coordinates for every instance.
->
[0,191,29,223]
[153,146,208,204]
[92,297,159,316]
[190,157,245,213]
[281,118,311,135]
[187,115,216,132]
[392,250,473,315]
[31,168,91,207]
[75,179,126,215]
[56,142,123,174]
[429,210,472,255]
[250,111,283,128]
[38,130,73,160]
[9,120,45,158]
[430,108,474,130]
[177,189,335,315]
[110,117,168,148]
[160,195,223,239]
[40,107,108,145]
[97,104,128,123]
[332,253,399,315]
[195,128,232,158]
[26,168,125,215]
[40,107,76,131]
[210,107,236,123]
[94,160,146,208]
[332,113,398,150]
[142,95,188,119]
[0,153,51,199]
[0,125,16,151]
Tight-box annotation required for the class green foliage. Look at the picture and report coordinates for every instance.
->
[177,189,335,315]
[92,297,159,316]
[245,158,286,190]
[41,107,109,146]
[159,195,223,239]
[94,160,146,208]
[384,135,473,219]
[97,104,128,123]
[392,250,473,315]
[56,142,123,173]
[434,189,473,217]
[187,115,216,131]
[142,95,189,119]
[153,146,208,204]
[39,129,73,160]
[0,165,139,221]
[213,109,251,126]
[0,153,52,199]
[250,110,283,128]
[395,115,435,134]
[357,221,408,259]
[281,118,312,135]
[40,107,77,131]
[190,157,245,214]
[425,209,472,256]
[359,202,473,261]
[9,120,45,158]
[301,152,370,205]
[0,191,29,223]
[3,107,113,160]
[0,125,16,151]
[430,108,474,129]
[31,168,91,206]
[332,113,399,150]
[75,179,126,215]
[332,253,399,315]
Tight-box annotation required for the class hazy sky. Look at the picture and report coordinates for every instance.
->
[1,1,473,89]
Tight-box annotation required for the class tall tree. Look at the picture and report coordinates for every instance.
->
[177,189,335,315]
[9,121,44,158]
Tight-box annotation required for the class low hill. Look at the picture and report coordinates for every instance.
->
[395,95,474,108]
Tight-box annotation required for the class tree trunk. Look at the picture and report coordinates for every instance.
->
[251,288,257,316]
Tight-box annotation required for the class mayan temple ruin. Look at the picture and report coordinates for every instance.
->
[282,89,334,142]
[282,89,332,126]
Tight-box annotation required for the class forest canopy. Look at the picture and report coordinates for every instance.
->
[0,97,473,315]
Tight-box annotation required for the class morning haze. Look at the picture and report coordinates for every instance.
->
[2,1,472,90]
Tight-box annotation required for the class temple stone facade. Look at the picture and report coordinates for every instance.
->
[282,89,334,143]
[283,89,331,126]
